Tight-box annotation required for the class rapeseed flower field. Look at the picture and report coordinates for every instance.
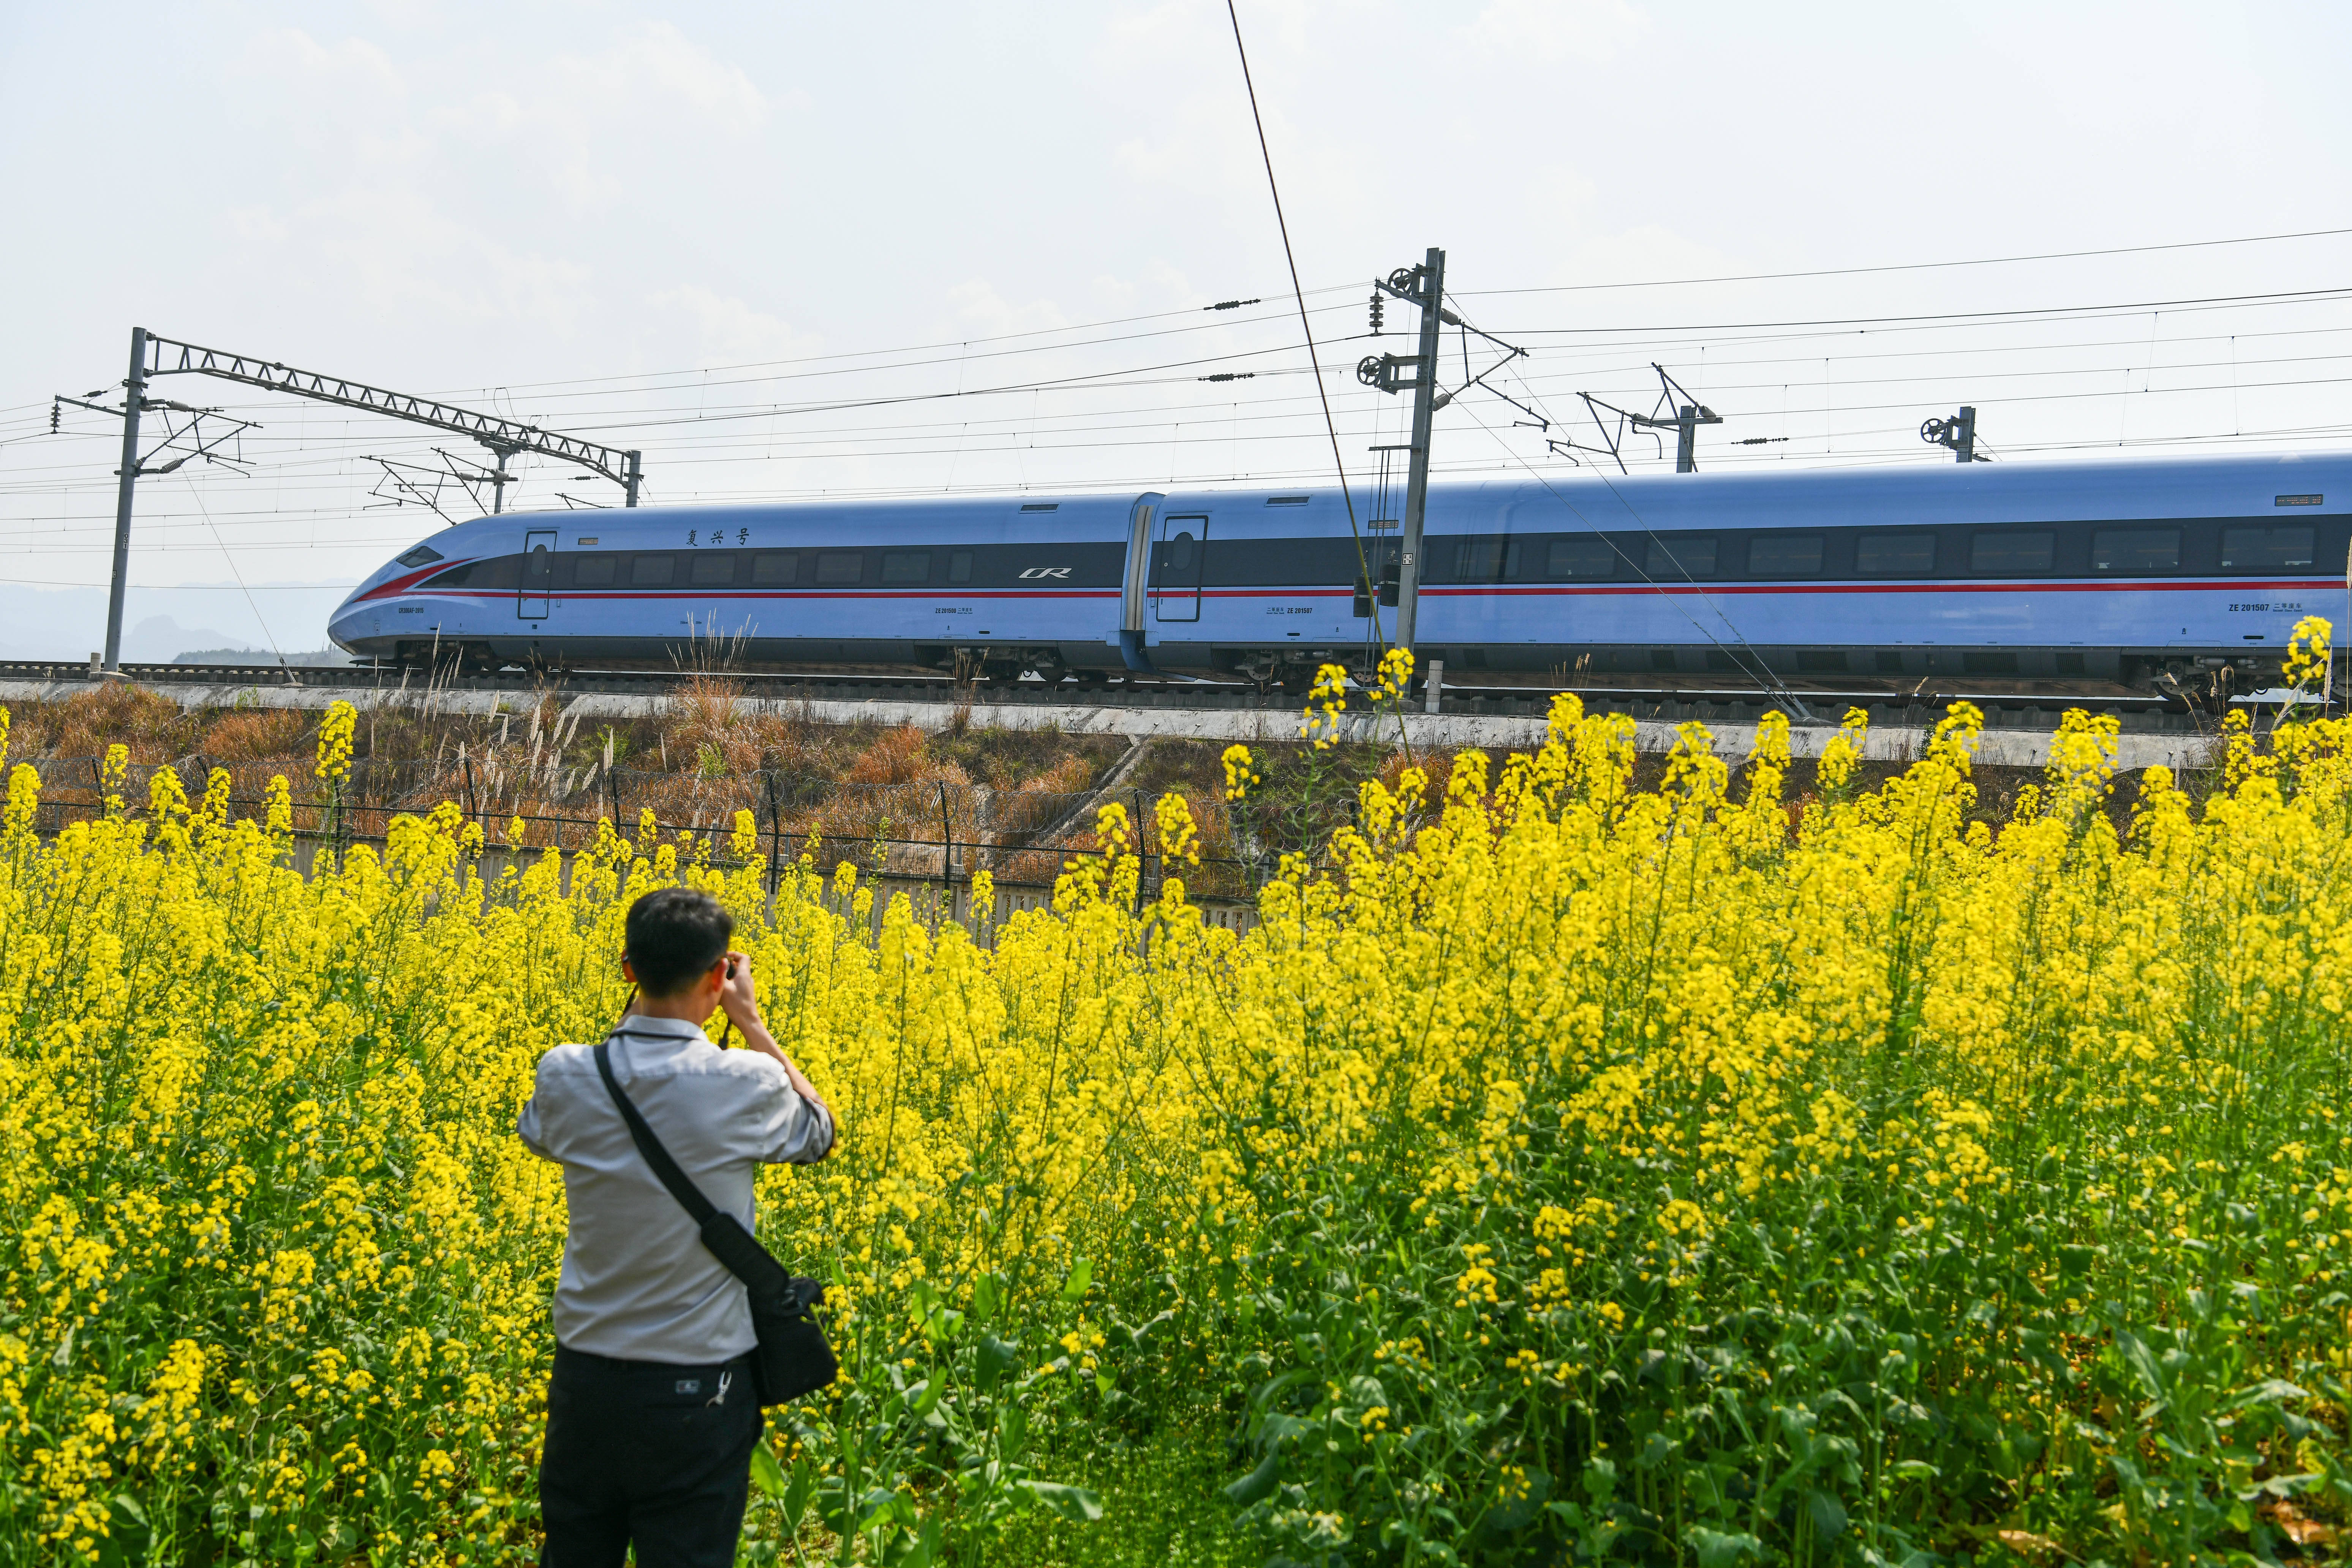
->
[2,676,2349,1566]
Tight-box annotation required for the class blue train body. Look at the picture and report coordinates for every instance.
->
[329,452,2352,685]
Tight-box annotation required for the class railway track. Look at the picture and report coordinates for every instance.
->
[0,656,2230,733]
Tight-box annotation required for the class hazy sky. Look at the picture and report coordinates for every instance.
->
[3,2,2349,650]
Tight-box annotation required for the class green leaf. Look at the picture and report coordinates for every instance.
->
[2115,1330,2167,1402]
[1805,1489,1848,1540]
[973,1273,1001,1321]
[784,1456,816,1530]
[899,1516,944,1567]
[1060,1257,1094,1302]
[1224,1449,1282,1506]
[1020,1480,1103,1523]
[2225,1378,2311,1411]
[975,1334,1019,1394]
[1251,1368,1314,1412]
[1689,1526,1764,1568]
[909,1377,945,1418]
[750,1443,788,1500]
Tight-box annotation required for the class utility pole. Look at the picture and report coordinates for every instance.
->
[1627,364,1720,474]
[1359,248,1447,654]
[102,328,148,673]
[1922,406,1987,462]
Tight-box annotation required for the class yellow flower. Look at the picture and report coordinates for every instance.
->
[315,700,357,784]
[1222,743,1260,801]
[2284,614,2333,689]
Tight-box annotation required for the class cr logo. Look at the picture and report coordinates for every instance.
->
[1018,566,1073,580]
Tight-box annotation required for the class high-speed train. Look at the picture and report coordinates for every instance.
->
[329,452,2351,691]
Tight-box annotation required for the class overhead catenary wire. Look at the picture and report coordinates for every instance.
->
[182,471,295,678]
[1441,292,1821,721]
[1483,285,2352,338]
[1453,224,2352,297]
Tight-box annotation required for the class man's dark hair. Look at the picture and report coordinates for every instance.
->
[624,888,734,997]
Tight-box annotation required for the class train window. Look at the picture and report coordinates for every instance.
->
[429,557,520,588]
[396,543,444,567]
[1856,533,1936,574]
[816,552,864,585]
[690,552,736,585]
[1645,536,1715,577]
[1452,537,1521,580]
[880,551,931,584]
[1969,531,2054,572]
[2091,527,2180,571]
[631,554,675,586]
[572,555,616,587]
[751,552,797,584]
[2220,525,2316,569]
[1546,537,1617,579]
[1167,532,1197,571]
[1747,534,1823,575]
[948,551,973,584]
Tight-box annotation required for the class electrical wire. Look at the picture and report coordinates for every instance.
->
[181,472,294,677]
[1453,224,2352,297]
[1224,0,1376,643]
[1488,286,2352,338]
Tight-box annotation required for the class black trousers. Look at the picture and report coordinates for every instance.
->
[540,1344,763,1568]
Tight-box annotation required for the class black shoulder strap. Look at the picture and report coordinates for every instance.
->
[594,1038,719,1228]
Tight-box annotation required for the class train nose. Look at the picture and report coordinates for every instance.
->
[328,588,384,657]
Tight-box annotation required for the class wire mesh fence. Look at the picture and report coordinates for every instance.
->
[14,756,1274,905]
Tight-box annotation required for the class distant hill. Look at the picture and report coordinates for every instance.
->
[0,588,356,664]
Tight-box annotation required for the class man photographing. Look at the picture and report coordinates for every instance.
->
[518,887,837,1566]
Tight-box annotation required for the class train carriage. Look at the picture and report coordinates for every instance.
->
[330,452,2352,694]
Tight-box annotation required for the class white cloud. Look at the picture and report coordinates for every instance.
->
[650,285,811,364]
[945,280,1070,338]
[1460,0,1646,63]
[1545,223,1742,291]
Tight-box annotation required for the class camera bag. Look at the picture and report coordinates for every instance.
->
[594,1038,839,1406]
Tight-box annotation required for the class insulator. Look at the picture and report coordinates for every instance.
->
[1369,291,1384,335]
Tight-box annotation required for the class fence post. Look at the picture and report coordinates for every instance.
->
[939,779,953,921]
[1132,787,1147,915]
[763,770,783,909]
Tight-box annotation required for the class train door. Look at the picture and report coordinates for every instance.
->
[1121,495,1160,634]
[519,530,556,620]
[1151,514,1208,622]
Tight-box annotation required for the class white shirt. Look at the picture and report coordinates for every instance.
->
[517,1016,833,1363]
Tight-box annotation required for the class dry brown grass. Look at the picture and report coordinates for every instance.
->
[44,686,206,763]
[198,708,310,762]
[4,680,1154,881]
[846,725,931,787]
[672,674,744,746]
